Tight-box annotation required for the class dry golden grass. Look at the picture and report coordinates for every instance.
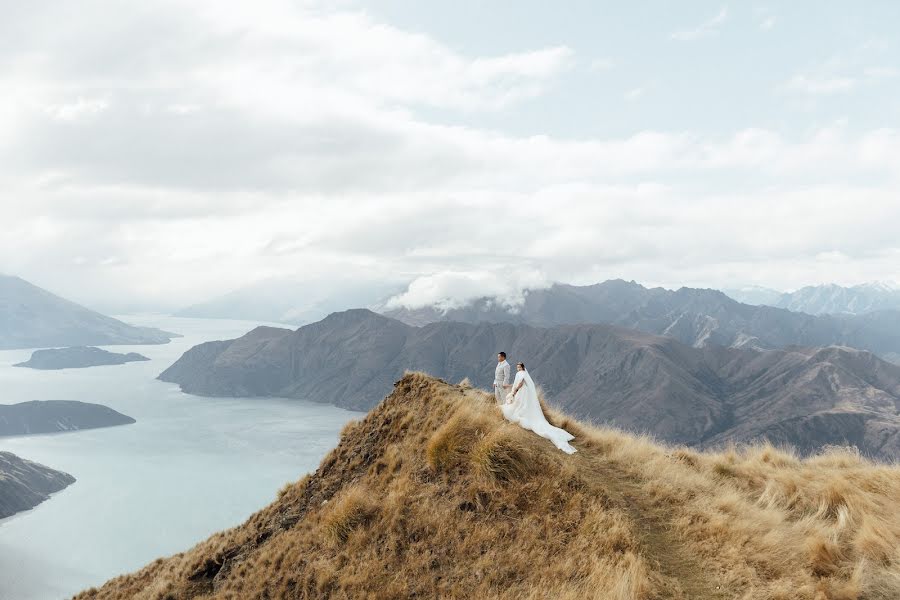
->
[320,485,378,546]
[75,373,900,600]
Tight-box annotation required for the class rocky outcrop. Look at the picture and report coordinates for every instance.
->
[0,451,75,519]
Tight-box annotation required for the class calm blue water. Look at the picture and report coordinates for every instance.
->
[0,316,361,600]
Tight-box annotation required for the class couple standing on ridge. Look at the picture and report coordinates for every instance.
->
[492,352,577,454]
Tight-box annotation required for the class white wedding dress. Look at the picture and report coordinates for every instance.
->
[501,369,577,454]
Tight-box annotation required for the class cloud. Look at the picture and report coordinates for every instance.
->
[187,4,574,112]
[5,116,900,309]
[43,97,110,121]
[0,1,898,311]
[167,104,202,115]
[782,42,898,96]
[784,74,856,95]
[863,66,899,80]
[385,270,550,311]
[670,7,728,41]
[624,87,645,101]
[0,2,573,194]
[783,65,896,95]
[589,57,615,71]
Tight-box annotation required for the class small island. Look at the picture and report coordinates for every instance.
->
[0,400,136,437]
[14,346,150,370]
[0,451,75,519]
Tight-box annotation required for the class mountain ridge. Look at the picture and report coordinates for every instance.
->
[75,373,900,599]
[727,281,900,315]
[0,274,177,349]
[383,279,900,363]
[159,309,900,460]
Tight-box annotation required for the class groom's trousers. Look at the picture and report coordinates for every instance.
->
[494,384,504,404]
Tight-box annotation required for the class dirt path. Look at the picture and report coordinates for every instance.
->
[578,453,730,600]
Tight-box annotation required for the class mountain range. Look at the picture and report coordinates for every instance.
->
[721,284,784,307]
[725,282,900,315]
[0,275,176,350]
[160,309,900,460]
[383,279,900,363]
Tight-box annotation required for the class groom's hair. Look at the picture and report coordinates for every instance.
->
[498,351,506,359]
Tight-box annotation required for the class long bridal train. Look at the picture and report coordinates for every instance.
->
[501,368,577,454]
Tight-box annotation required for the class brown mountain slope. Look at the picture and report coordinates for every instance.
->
[159,310,900,460]
[79,374,900,600]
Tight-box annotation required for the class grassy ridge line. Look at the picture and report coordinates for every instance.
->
[77,373,900,599]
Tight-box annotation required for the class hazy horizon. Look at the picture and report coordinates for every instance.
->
[5,271,900,319]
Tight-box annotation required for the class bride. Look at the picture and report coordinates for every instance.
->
[501,363,577,454]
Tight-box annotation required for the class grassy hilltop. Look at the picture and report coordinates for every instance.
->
[77,374,900,599]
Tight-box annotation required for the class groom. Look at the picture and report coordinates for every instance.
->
[493,351,511,404]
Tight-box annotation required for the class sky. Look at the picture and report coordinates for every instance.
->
[2,1,900,312]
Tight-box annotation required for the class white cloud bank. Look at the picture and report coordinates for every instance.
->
[385,270,550,311]
[0,1,898,311]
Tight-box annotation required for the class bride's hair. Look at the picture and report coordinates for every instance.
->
[517,362,525,370]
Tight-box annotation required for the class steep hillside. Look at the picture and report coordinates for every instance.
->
[0,451,75,519]
[159,310,900,459]
[0,275,176,349]
[383,279,900,361]
[78,374,900,599]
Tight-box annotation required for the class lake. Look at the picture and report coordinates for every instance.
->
[0,316,361,600]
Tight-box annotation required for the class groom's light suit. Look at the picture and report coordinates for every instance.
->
[494,359,510,404]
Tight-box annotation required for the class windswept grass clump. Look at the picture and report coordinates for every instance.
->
[77,373,900,600]
[469,426,542,482]
[321,485,378,545]
[425,408,491,471]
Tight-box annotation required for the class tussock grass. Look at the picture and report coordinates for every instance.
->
[426,408,492,471]
[76,373,900,600]
[469,426,542,482]
[321,485,377,546]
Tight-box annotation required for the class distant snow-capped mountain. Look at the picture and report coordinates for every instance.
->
[725,282,900,316]
[380,279,900,363]
[775,282,900,315]
[722,285,783,307]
